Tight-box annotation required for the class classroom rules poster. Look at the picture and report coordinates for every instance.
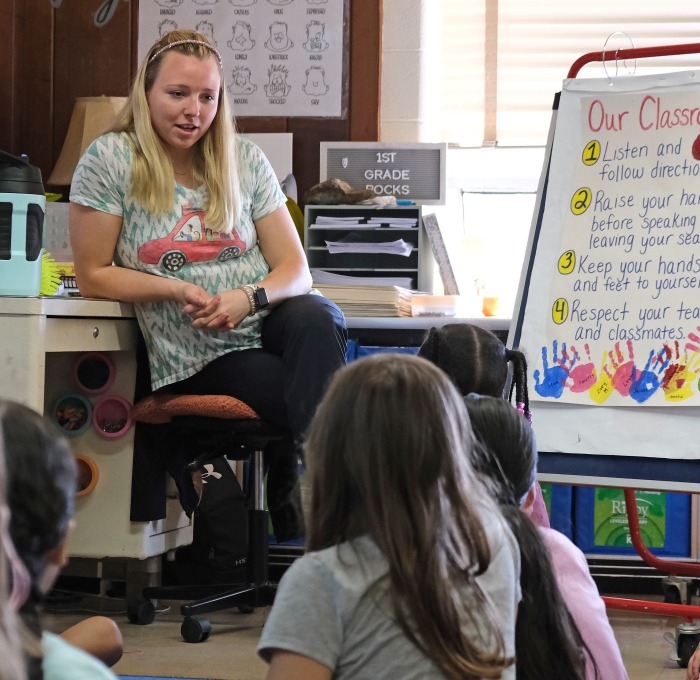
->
[519,71,700,408]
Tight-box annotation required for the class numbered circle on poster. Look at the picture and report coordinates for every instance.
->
[552,298,569,324]
[570,187,592,215]
[558,250,576,275]
[581,140,600,166]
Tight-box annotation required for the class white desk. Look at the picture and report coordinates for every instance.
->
[0,296,192,563]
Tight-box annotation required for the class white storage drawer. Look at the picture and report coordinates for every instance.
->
[45,317,138,352]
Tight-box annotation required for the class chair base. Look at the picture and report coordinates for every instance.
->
[180,582,277,618]
[141,506,276,641]
[142,581,277,643]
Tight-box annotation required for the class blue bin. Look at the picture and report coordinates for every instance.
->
[540,482,574,540]
[346,339,358,363]
[355,345,420,359]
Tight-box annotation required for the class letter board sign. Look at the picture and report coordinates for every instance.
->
[320,142,446,204]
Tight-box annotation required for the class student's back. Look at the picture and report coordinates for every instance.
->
[465,394,628,680]
[542,526,629,680]
[262,528,519,679]
[258,354,520,680]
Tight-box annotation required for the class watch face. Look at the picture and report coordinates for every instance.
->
[254,287,269,308]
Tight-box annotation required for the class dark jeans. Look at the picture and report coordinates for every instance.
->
[130,293,347,542]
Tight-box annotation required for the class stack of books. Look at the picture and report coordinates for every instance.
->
[314,284,414,317]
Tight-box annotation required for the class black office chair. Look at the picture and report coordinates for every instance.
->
[130,392,290,642]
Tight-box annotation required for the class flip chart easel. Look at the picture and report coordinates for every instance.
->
[510,43,700,491]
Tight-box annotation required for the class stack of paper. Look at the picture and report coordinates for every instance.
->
[325,238,414,256]
[366,216,418,228]
[313,216,365,226]
[311,269,414,288]
[315,284,414,317]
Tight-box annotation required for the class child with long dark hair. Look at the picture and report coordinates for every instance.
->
[0,414,34,680]
[418,322,550,527]
[258,353,520,679]
[0,400,118,680]
[465,394,628,680]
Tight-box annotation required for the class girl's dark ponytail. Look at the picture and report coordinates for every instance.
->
[499,505,595,680]
[505,348,530,422]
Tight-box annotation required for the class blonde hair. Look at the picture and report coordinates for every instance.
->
[111,29,241,232]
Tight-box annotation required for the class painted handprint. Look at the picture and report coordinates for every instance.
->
[534,340,577,399]
[607,340,637,397]
[567,343,596,393]
[661,341,700,402]
[588,340,636,402]
[628,346,670,404]
[687,326,700,395]
[684,325,700,353]
[589,350,614,405]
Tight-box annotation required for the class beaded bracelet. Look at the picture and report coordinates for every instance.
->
[238,285,256,316]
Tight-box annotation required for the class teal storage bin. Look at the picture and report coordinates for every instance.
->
[574,487,691,557]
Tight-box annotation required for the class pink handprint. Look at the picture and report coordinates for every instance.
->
[607,340,636,397]
[685,325,700,353]
[567,343,596,393]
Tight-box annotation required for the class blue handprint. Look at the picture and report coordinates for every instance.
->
[534,340,577,399]
[628,346,670,404]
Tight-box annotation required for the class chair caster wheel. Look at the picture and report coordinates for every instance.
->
[127,598,156,625]
[182,616,211,643]
[677,631,700,668]
[669,622,700,668]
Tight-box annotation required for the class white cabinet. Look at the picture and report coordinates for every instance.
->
[0,297,192,561]
[304,204,433,292]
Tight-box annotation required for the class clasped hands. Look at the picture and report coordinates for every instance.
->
[179,284,251,332]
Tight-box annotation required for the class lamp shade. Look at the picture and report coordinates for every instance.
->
[47,96,127,186]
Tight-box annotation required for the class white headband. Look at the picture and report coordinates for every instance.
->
[148,39,222,67]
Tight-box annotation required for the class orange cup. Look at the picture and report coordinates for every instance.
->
[482,296,500,317]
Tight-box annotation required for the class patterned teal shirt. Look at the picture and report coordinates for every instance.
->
[70,132,286,390]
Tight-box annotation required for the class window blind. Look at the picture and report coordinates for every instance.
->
[440,0,700,147]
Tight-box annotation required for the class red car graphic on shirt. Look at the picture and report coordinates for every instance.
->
[138,205,246,272]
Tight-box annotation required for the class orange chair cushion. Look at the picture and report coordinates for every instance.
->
[130,393,258,424]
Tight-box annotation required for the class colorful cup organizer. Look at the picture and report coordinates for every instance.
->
[92,395,133,438]
[74,454,99,496]
[53,393,92,437]
[74,352,116,394]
